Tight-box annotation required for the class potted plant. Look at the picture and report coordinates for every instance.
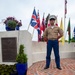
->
[7,20,17,30]
[3,17,22,31]
[16,44,28,75]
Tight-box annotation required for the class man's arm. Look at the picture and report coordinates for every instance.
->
[57,27,63,39]
[57,35,63,39]
[43,28,48,41]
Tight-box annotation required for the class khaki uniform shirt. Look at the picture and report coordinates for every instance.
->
[43,26,63,40]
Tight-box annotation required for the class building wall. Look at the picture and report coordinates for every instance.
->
[32,41,75,63]
[0,30,32,67]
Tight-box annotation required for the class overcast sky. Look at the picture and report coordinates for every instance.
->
[0,0,75,40]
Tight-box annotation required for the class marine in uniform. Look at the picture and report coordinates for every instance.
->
[43,15,63,70]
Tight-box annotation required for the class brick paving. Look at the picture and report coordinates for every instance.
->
[27,58,75,75]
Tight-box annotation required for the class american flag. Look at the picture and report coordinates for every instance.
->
[30,8,38,29]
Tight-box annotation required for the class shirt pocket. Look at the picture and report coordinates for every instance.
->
[54,31,58,33]
[48,30,52,35]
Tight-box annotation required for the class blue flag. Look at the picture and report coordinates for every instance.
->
[30,8,38,29]
[73,27,75,40]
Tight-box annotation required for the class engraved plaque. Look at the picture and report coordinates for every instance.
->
[1,37,17,62]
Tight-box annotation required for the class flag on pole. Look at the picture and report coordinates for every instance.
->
[37,10,41,42]
[40,13,46,32]
[65,0,67,18]
[55,16,58,26]
[73,27,75,40]
[45,14,50,27]
[60,18,65,45]
[47,19,50,27]
[67,18,71,43]
[30,7,38,29]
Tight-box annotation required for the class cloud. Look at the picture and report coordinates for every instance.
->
[0,0,75,40]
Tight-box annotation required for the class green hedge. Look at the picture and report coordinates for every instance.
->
[0,64,17,75]
[71,37,75,42]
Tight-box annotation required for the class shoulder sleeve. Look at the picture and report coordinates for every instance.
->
[43,28,48,38]
[58,27,63,36]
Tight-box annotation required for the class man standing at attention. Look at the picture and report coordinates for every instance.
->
[43,15,63,70]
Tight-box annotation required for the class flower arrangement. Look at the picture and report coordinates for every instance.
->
[4,17,22,30]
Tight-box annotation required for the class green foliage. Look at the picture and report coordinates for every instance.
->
[0,64,16,75]
[16,44,28,63]
[59,37,75,43]
[71,37,75,42]
[8,20,17,29]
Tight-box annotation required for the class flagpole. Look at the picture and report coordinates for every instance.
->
[64,0,67,40]
[32,28,35,38]
[64,0,66,40]
[64,15,66,40]
[43,13,45,31]
[64,0,65,40]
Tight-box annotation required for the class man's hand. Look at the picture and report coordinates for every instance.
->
[57,35,63,39]
[44,38,48,42]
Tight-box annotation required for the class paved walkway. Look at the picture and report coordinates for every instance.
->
[27,58,75,75]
